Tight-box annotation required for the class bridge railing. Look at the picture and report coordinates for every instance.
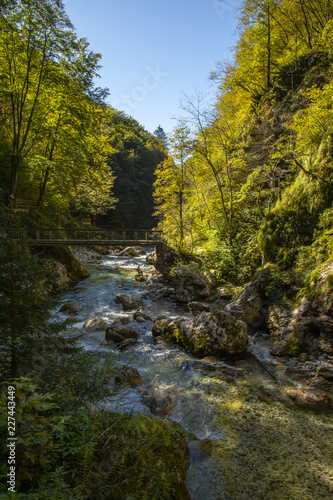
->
[22,228,163,246]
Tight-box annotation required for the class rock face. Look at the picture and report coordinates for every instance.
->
[119,246,146,257]
[152,311,247,357]
[269,262,333,357]
[39,246,89,293]
[225,266,272,328]
[83,316,108,331]
[41,259,71,293]
[114,293,142,310]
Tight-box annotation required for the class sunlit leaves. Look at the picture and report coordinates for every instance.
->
[0,0,114,218]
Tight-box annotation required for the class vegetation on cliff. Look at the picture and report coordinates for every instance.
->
[154,0,333,300]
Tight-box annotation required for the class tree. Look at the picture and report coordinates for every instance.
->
[153,125,168,147]
[0,0,114,219]
[0,211,55,378]
[103,111,167,229]
[181,92,247,245]
[154,122,192,249]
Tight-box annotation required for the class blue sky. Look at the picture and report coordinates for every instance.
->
[64,0,240,135]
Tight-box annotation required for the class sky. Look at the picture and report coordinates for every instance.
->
[64,0,241,135]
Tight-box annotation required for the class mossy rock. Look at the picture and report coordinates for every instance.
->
[270,325,307,356]
[36,245,90,281]
[152,312,248,357]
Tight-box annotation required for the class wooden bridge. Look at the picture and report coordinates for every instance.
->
[18,228,163,247]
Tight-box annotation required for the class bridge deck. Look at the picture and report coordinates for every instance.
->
[9,228,163,247]
[26,239,163,247]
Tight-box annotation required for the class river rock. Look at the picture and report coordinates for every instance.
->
[115,366,143,387]
[120,317,131,325]
[317,363,333,380]
[118,338,138,350]
[143,395,174,418]
[119,246,146,257]
[114,293,142,310]
[105,331,125,343]
[284,387,330,408]
[133,311,152,322]
[270,316,333,357]
[152,311,248,357]
[59,301,81,315]
[105,323,138,342]
[83,316,108,331]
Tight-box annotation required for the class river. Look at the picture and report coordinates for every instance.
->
[56,249,333,499]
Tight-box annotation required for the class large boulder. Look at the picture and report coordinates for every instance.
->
[152,311,247,357]
[114,293,142,310]
[119,246,146,257]
[225,266,272,328]
[41,245,90,281]
[153,245,179,278]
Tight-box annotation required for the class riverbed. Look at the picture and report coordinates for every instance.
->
[56,250,333,499]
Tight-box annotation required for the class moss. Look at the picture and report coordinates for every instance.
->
[191,334,212,356]
[326,273,333,290]
[282,342,304,356]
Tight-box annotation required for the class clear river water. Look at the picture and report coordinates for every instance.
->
[55,250,333,499]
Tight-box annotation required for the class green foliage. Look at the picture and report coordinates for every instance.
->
[102,110,167,229]
[153,0,333,291]
[0,364,189,499]
[0,211,65,379]
[0,0,115,220]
